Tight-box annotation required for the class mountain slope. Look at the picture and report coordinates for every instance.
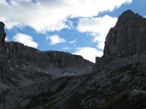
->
[1,10,146,109]
[0,22,93,89]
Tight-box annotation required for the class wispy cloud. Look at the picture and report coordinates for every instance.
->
[62,46,70,51]
[47,34,66,45]
[74,47,103,63]
[77,15,117,50]
[69,39,77,44]
[0,0,132,33]
[13,33,38,48]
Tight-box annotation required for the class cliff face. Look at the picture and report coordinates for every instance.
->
[104,10,146,58]
[1,10,146,109]
[0,22,93,88]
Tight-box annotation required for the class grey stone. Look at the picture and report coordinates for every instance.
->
[104,10,146,58]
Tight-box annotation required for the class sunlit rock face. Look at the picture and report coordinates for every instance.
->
[104,10,146,58]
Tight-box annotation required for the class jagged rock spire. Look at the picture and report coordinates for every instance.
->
[0,21,6,48]
[104,10,146,58]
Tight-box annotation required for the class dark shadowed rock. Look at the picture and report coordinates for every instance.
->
[0,22,6,51]
[104,10,146,58]
[0,41,93,88]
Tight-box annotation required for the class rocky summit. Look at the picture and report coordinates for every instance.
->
[1,10,146,109]
[104,10,146,58]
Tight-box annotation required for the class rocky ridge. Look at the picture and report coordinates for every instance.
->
[0,22,93,89]
[1,10,146,109]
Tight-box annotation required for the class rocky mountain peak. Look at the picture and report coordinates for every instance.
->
[0,21,6,49]
[0,21,5,28]
[104,10,146,58]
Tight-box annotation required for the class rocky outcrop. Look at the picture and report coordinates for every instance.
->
[0,22,6,51]
[104,10,146,58]
[0,22,5,45]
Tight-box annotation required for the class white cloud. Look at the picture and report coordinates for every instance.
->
[47,34,66,45]
[5,37,9,41]
[77,15,117,50]
[74,47,103,63]
[62,46,70,51]
[69,39,77,44]
[0,0,132,33]
[13,33,38,48]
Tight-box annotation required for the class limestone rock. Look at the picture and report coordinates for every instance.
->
[104,10,146,58]
[0,41,93,87]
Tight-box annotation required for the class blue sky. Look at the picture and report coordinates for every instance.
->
[0,0,146,63]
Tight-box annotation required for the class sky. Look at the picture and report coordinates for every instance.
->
[0,0,146,63]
